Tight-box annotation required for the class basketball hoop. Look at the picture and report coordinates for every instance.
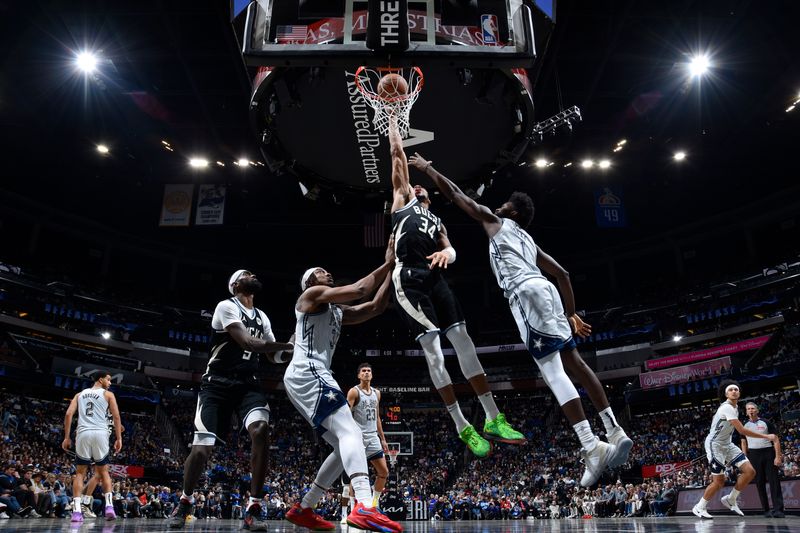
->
[387,448,400,468]
[355,66,424,138]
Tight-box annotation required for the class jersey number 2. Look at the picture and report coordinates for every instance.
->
[85,401,94,417]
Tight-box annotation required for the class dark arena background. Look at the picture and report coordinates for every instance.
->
[1,1,799,532]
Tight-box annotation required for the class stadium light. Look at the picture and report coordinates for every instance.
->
[581,159,594,169]
[101,331,111,340]
[76,51,98,73]
[688,54,710,77]
[96,144,109,154]
[216,161,225,167]
[535,159,548,168]
[616,139,627,146]
[236,158,250,167]
[189,158,209,168]
[673,151,687,161]
[672,335,683,342]
[787,105,796,113]
[563,162,572,168]
[598,159,611,169]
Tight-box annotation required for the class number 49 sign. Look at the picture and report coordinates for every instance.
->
[595,187,627,228]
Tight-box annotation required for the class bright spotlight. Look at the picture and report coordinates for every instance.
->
[563,162,572,168]
[688,55,710,77]
[673,151,687,161]
[96,144,109,154]
[189,158,209,168]
[598,159,611,169]
[534,159,548,168]
[581,159,594,169]
[76,52,98,73]
[237,158,250,167]
[616,139,627,146]
[786,105,796,113]
[101,331,111,340]
[613,146,623,152]
[672,335,683,342]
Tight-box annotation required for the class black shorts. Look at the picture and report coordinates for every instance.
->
[392,265,465,339]
[192,376,270,446]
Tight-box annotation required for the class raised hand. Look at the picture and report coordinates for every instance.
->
[568,314,592,338]
[408,152,431,172]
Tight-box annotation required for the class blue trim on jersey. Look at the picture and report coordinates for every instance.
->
[308,362,347,428]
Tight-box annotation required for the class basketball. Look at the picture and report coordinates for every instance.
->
[377,73,408,99]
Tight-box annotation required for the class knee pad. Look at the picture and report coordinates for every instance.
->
[419,332,452,389]
[537,351,580,406]
[445,322,484,380]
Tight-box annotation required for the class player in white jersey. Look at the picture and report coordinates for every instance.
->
[409,152,634,487]
[339,363,390,522]
[284,242,402,533]
[62,371,122,522]
[692,380,777,519]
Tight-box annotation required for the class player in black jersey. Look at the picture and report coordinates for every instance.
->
[387,117,524,457]
[168,270,294,531]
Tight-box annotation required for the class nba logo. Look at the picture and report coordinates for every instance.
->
[481,14,499,45]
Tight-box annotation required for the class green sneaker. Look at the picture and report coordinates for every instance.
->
[459,424,492,458]
[483,413,526,444]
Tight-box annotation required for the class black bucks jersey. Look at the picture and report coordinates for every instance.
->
[391,197,442,267]
[207,297,274,383]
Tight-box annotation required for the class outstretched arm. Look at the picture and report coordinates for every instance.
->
[536,245,591,338]
[342,271,394,325]
[225,322,294,353]
[408,152,501,237]
[389,116,413,213]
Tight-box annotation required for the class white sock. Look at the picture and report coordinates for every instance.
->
[351,476,373,508]
[478,391,500,421]
[729,488,740,501]
[82,495,92,505]
[599,407,619,434]
[73,497,82,512]
[697,497,709,510]
[446,402,470,433]
[105,492,113,507]
[302,483,326,509]
[573,420,598,451]
[342,505,349,518]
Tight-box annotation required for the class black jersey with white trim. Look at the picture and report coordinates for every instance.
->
[391,198,443,267]
[206,298,270,382]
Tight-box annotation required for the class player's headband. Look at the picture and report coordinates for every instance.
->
[228,269,251,295]
[725,384,739,393]
[301,267,323,291]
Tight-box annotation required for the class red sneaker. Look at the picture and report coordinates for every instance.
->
[285,502,335,531]
[346,502,403,533]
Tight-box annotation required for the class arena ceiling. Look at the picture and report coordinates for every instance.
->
[1,0,799,310]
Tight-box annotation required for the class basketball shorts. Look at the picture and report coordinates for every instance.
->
[508,278,575,359]
[75,429,110,465]
[283,360,347,430]
[392,264,465,339]
[363,432,384,461]
[193,375,270,446]
[705,440,748,475]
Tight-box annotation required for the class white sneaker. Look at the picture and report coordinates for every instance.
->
[692,504,713,519]
[720,494,744,516]
[580,440,615,487]
[606,427,633,468]
[29,510,41,518]
[0,512,9,519]
[82,504,97,518]
[340,517,348,525]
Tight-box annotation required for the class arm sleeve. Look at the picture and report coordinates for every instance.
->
[211,300,242,331]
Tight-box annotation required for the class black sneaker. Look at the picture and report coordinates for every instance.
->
[772,511,785,518]
[242,503,267,531]
[167,498,193,529]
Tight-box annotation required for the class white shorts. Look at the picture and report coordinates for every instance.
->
[363,433,384,460]
[75,429,110,465]
[283,360,347,429]
[508,278,575,359]
[705,440,748,475]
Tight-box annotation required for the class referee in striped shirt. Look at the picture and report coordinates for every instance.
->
[741,402,784,518]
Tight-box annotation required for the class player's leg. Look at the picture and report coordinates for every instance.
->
[94,465,115,520]
[694,446,726,518]
[80,469,99,517]
[286,448,341,530]
[321,406,402,532]
[393,268,490,458]
[369,456,389,507]
[432,275,524,445]
[71,465,87,522]
[168,386,224,528]
[721,453,753,516]
[238,388,272,531]
[340,480,351,524]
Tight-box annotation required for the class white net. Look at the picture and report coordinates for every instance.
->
[355,66,424,138]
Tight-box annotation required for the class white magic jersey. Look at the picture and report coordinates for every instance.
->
[352,387,379,434]
[705,401,739,446]
[291,304,343,370]
[77,387,110,434]
[489,218,547,298]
